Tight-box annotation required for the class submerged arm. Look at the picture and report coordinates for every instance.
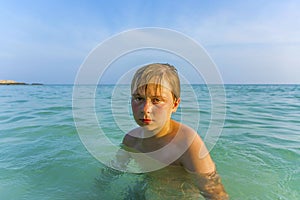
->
[111,143,132,171]
[193,170,229,200]
[181,133,229,200]
[97,143,132,189]
[111,133,139,171]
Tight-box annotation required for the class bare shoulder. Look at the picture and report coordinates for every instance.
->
[176,122,203,144]
[177,123,215,174]
[122,127,140,148]
[178,123,207,156]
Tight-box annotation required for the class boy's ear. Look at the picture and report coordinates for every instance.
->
[172,98,181,112]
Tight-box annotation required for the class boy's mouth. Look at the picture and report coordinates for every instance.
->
[141,118,152,124]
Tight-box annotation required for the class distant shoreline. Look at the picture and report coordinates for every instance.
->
[0,80,43,85]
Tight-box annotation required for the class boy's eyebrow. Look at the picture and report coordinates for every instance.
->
[132,93,141,96]
[152,95,166,99]
[132,93,167,99]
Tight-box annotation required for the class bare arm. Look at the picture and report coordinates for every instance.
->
[181,133,229,200]
[192,170,229,200]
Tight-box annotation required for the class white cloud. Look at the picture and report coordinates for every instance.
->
[1,1,299,84]
[176,1,300,45]
[173,1,300,83]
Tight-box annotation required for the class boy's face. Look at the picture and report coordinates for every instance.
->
[131,83,180,133]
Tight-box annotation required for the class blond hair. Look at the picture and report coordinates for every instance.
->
[131,63,180,100]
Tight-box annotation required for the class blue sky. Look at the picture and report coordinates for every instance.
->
[0,0,299,84]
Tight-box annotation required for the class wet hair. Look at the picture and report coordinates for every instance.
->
[131,63,180,100]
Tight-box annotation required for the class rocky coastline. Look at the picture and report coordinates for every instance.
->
[0,80,43,85]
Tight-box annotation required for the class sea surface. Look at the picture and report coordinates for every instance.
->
[0,84,299,200]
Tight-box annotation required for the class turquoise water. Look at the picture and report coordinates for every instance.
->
[0,84,299,199]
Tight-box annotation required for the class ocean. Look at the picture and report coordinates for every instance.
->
[0,84,299,200]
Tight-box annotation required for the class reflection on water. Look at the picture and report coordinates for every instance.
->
[145,165,204,200]
[96,165,205,200]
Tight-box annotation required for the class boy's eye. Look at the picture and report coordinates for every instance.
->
[133,96,144,102]
[152,98,161,104]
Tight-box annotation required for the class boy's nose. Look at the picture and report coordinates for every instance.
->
[142,100,152,113]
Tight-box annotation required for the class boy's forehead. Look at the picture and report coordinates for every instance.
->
[132,83,172,96]
[132,78,173,93]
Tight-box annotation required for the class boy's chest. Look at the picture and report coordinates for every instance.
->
[132,138,185,165]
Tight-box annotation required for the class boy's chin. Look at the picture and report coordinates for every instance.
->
[140,124,156,131]
[140,125,165,136]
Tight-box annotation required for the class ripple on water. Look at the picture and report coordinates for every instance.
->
[1,84,300,199]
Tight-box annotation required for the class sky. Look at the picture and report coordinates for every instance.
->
[0,0,299,84]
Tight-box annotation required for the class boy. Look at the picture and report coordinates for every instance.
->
[121,63,228,199]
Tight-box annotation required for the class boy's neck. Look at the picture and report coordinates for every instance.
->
[143,119,173,139]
